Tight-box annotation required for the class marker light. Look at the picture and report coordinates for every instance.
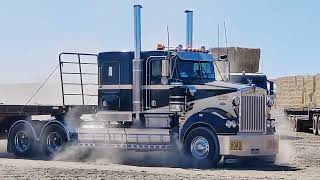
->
[157,43,165,50]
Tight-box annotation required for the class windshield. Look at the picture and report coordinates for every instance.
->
[179,60,215,81]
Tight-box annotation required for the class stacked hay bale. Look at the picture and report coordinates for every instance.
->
[276,75,318,109]
[276,76,304,109]
[314,74,320,106]
[210,47,260,81]
[211,47,260,73]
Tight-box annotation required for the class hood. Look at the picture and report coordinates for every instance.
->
[204,81,251,91]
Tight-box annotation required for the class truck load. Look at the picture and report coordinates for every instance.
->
[211,47,260,81]
[5,5,278,168]
[277,74,320,134]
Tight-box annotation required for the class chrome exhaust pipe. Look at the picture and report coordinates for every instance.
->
[134,5,142,60]
[133,5,142,115]
[185,10,193,48]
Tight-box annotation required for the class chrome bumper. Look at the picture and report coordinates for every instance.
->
[218,134,279,156]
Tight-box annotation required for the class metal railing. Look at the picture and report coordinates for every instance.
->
[59,52,98,106]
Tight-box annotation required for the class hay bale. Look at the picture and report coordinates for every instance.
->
[211,47,260,73]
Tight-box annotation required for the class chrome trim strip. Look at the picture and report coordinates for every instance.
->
[99,85,133,89]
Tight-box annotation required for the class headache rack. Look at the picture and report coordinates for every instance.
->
[59,52,99,106]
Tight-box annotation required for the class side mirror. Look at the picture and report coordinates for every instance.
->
[220,54,228,60]
[268,81,274,95]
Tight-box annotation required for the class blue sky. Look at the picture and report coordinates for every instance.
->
[0,0,319,83]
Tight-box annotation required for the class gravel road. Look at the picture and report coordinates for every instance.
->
[0,113,320,180]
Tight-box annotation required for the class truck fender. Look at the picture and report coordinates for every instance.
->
[7,120,37,153]
[180,110,237,143]
[39,120,71,141]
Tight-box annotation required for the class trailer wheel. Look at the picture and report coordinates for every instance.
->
[313,116,318,135]
[9,123,35,157]
[288,116,293,131]
[40,124,68,156]
[293,116,301,132]
[184,127,221,168]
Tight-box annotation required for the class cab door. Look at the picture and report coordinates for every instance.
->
[145,57,170,111]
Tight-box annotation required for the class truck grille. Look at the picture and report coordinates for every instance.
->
[239,91,266,133]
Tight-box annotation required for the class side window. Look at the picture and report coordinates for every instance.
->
[150,60,162,84]
[101,62,120,85]
[108,66,113,77]
[193,62,201,77]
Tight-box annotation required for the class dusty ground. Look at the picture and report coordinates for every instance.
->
[0,113,320,180]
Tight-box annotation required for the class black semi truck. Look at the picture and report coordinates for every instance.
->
[4,5,278,167]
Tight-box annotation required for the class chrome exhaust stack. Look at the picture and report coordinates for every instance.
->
[185,10,193,48]
[133,5,142,117]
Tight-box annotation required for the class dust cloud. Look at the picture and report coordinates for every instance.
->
[274,109,295,165]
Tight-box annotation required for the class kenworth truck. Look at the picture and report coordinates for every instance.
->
[6,5,278,167]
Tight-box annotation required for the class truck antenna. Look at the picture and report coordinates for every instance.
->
[166,25,170,55]
[223,21,229,57]
[217,24,220,59]
[214,23,225,81]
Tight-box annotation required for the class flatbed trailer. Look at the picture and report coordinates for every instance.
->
[0,105,97,136]
[284,107,320,134]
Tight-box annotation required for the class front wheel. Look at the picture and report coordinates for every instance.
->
[184,127,221,168]
[40,124,68,156]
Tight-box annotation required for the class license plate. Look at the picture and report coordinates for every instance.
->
[230,140,242,150]
[267,139,278,149]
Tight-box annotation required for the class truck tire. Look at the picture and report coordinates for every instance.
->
[317,117,320,136]
[184,127,221,168]
[313,116,318,135]
[9,123,36,157]
[288,116,293,131]
[40,124,68,156]
[293,117,301,132]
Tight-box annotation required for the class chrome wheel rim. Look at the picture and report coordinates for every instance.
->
[47,132,63,153]
[191,136,210,160]
[317,118,320,133]
[313,116,317,134]
[14,131,30,152]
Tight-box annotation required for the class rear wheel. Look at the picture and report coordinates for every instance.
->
[313,116,318,135]
[9,123,36,157]
[317,117,320,136]
[40,124,68,156]
[184,127,221,168]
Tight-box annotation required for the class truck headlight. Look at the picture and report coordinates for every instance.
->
[232,97,240,106]
[267,98,274,107]
[267,119,276,128]
[225,120,237,128]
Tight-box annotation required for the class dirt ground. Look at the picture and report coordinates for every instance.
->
[0,113,320,180]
